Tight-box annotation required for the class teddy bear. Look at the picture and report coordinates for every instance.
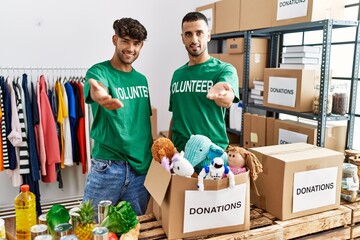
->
[184,134,228,174]
[151,137,177,172]
[226,145,263,181]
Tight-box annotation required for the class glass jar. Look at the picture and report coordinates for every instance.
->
[332,83,348,115]
[312,84,333,115]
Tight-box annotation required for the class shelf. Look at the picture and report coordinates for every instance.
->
[252,19,359,35]
[247,104,350,121]
[226,128,242,136]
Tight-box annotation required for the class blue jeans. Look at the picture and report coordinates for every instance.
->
[83,158,150,221]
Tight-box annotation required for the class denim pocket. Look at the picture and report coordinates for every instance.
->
[91,159,109,172]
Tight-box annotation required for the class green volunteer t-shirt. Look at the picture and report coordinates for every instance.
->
[169,57,239,152]
[83,60,152,175]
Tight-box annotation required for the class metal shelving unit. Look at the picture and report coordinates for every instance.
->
[212,19,360,148]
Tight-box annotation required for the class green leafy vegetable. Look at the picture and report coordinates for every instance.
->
[100,201,138,236]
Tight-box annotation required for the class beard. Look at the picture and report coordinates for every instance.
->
[186,44,206,57]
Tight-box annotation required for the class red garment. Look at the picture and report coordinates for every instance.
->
[38,75,60,182]
[76,82,87,174]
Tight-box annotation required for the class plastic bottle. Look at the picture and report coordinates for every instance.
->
[15,184,37,240]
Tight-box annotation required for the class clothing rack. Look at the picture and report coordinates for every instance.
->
[0,66,89,82]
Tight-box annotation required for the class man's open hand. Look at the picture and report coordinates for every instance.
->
[89,79,124,110]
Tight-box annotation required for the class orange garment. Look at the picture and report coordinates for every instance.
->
[55,81,67,168]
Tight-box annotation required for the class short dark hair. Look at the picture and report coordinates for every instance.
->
[182,12,208,28]
[113,18,147,41]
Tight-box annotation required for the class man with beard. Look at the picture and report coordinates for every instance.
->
[82,18,152,219]
[168,12,240,152]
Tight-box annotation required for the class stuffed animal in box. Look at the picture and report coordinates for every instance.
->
[170,151,194,178]
[184,134,228,173]
[226,145,263,180]
[151,137,177,172]
[197,157,235,191]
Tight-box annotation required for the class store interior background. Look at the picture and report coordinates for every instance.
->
[0,0,215,208]
[1,0,360,211]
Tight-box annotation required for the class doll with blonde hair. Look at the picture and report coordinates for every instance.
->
[226,145,263,181]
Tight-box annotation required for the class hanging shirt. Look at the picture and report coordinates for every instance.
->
[38,75,60,183]
[64,82,76,164]
[0,102,3,171]
[6,79,23,186]
[55,81,66,168]
[33,81,47,176]
[3,78,17,170]
[22,74,40,181]
[75,82,87,173]
[61,82,73,166]
[12,78,31,175]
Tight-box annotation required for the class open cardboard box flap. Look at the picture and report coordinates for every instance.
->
[144,160,172,206]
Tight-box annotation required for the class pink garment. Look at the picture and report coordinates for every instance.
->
[34,81,47,176]
[229,166,247,175]
[38,75,60,183]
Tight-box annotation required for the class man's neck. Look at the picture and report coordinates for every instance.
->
[188,53,211,66]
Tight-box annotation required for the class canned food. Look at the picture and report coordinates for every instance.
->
[0,218,5,239]
[97,200,112,223]
[60,234,79,240]
[69,207,80,229]
[38,214,47,225]
[34,234,53,240]
[92,226,109,240]
[54,223,73,240]
[31,224,48,239]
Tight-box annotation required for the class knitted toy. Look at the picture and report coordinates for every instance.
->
[197,157,235,191]
[151,137,177,172]
[170,151,194,178]
[226,145,263,181]
[184,134,228,174]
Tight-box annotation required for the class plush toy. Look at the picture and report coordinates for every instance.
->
[197,157,235,191]
[170,151,194,178]
[184,134,228,173]
[226,145,263,181]
[151,137,177,172]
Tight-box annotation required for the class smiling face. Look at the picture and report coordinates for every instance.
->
[227,150,245,168]
[113,35,143,66]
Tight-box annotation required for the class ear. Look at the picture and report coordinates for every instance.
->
[112,35,117,46]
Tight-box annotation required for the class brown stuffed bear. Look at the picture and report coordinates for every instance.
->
[151,138,177,171]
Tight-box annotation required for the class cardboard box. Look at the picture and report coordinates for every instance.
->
[266,117,276,146]
[263,68,319,112]
[271,0,344,27]
[215,0,241,34]
[250,114,266,148]
[196,3,216,34]
[151,106,157,139]
[240,0,273,31]
[274,119,347,153]
[226,38,268,54]
[219,53,267,88]
[249,142,344,220]
[145,160,250,239]
[243,112,252,148]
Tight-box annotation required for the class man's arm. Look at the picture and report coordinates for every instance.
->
[206,82,235,108]
[88,78,123,110]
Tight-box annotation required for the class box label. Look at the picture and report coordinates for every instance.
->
[268,76,297,107]
[200,9,213,31]
[277,0,309,20]
[183,183,246,233]
[293,167,338,213]
[278,128,308,144]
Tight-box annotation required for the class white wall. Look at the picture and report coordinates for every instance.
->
[0,0,215,207]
